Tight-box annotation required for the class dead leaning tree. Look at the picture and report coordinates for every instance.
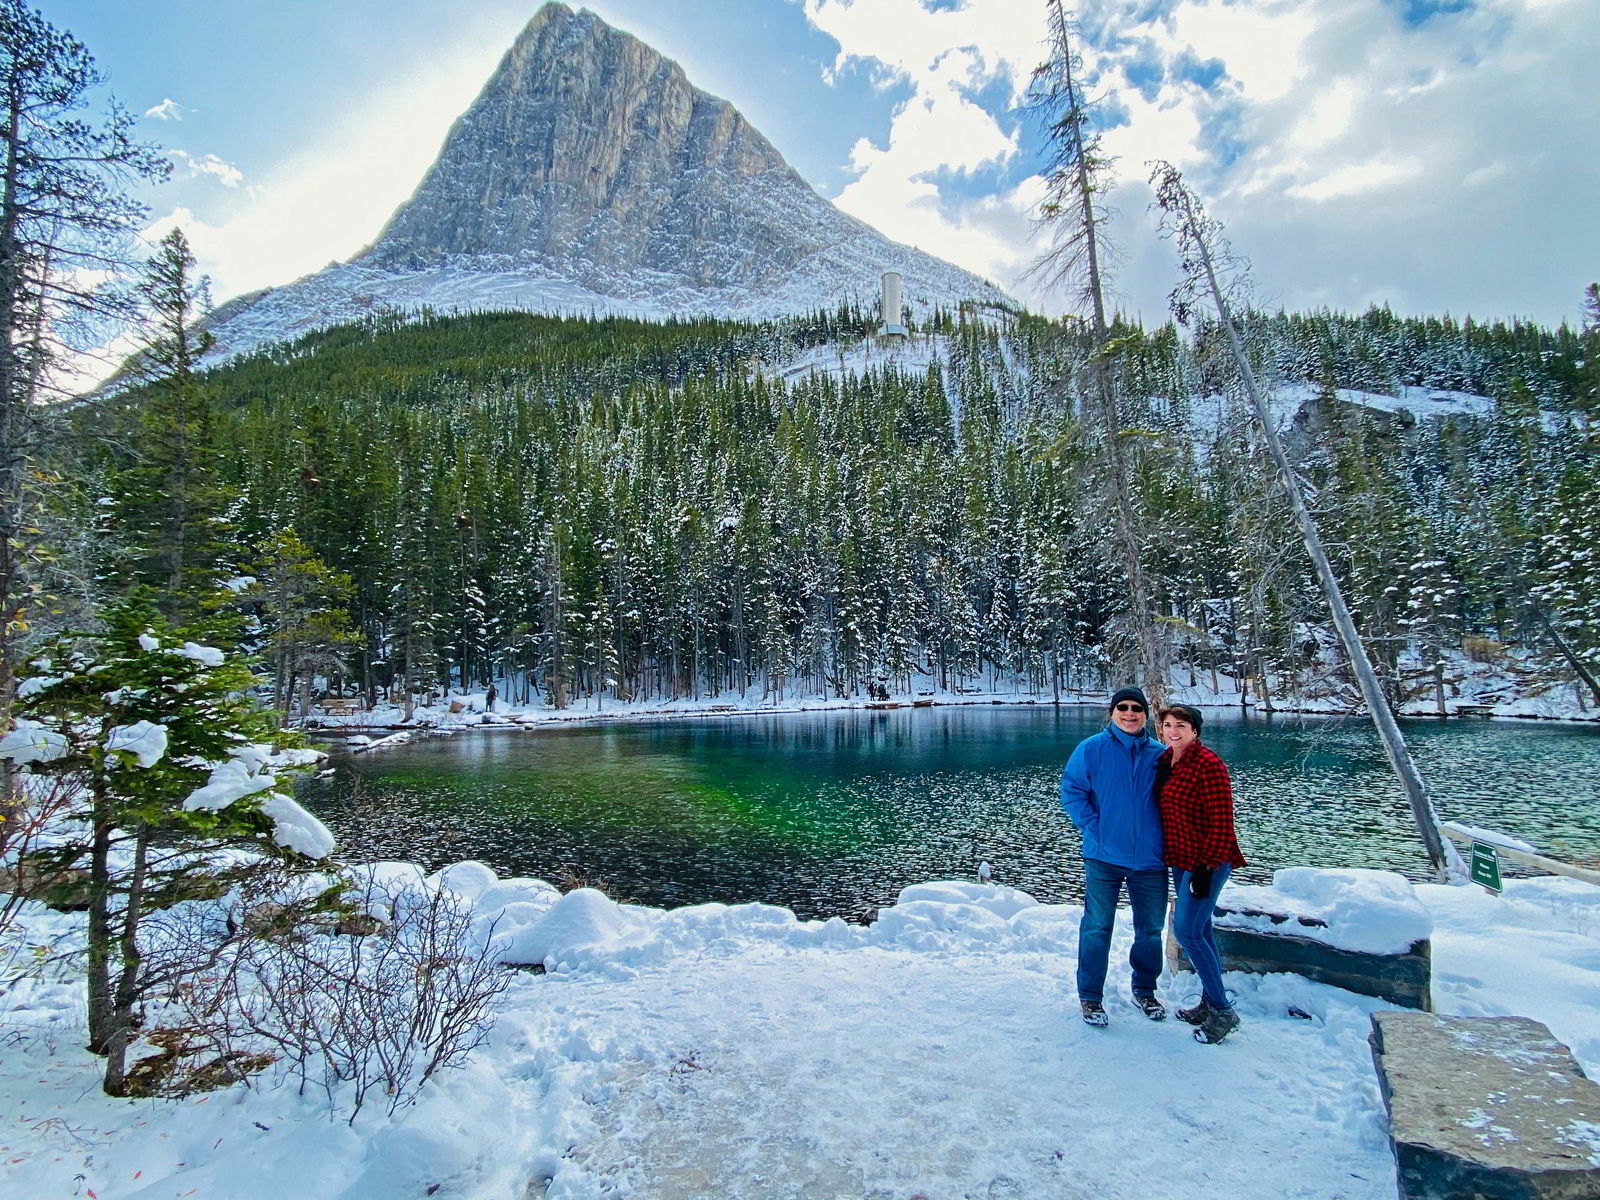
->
[1149,161,1456,877]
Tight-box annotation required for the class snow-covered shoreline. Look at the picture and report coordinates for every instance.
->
[3,863,1597,1200]
[310,681,1600,741]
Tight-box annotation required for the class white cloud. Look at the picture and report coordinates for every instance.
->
[1166,1,1318,104]
[831,46,1023,276]
[1462,161,1509,190]
[170,150,244,189]
[801,0,1048,294]
[144,97,185,121]
[799,0,1600,328]
[140,205,221,257]
[805,0,1043,103]
[1285,78,1359,153]
[1286,158,1422,203]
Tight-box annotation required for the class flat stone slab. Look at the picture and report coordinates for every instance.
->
[1371,1012,1600,1200]
[1168,913,1432,1010]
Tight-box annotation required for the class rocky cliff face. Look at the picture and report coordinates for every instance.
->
[203,3,1012,359]
[365,5,811,290]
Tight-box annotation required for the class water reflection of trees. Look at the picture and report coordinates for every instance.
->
[303,712,1600,917]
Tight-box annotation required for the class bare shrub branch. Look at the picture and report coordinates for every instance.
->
[159,869,509,1118]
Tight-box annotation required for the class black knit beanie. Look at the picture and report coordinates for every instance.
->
[1108,686,1149,712]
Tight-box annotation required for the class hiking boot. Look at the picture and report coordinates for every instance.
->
[1080,1000,1109,1028]
[1131,993,1167,1021]
[1175,998,1210,1026]
[1192,1004,1241,1044]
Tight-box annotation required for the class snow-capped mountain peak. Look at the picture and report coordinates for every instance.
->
[202,3,1013,360]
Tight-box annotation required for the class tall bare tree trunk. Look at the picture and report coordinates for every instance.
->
[0,86,29,736]
[100,832,150,1096]
[403,625,417,723]
[86,784,117,1055]
[1031,0,1166,702]
[1152,163,1451,875]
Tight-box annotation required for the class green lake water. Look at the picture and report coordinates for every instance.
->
[300,706,1600,921]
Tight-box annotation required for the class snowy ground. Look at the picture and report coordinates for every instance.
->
[761,332,950,385]
[3,868,1597,1200]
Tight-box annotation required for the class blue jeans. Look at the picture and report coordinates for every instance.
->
[1076,858,1169,1003]
[1172,864,1234,1009]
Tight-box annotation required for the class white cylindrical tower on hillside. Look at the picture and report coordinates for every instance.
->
[880,271,907,337]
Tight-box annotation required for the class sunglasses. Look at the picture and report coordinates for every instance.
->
[1114,703,1146,713]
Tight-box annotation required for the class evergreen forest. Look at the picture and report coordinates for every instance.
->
[64,295,1600,716]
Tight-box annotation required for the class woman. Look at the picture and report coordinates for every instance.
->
[1155,704,1247,1044]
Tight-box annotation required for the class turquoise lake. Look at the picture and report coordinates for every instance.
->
[301,706,1600,920]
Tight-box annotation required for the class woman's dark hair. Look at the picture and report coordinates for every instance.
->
[1157,704,1203,733]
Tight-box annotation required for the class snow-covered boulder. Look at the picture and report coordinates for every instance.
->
[655,900,805,953]
[1219,867,1433,955]
[871,899,1012,949]
[494,887,655,971]
[1187,867,1436,1009]
[895,880,1039,920]
[429,860,499,901]
[474,877,562,914]
[481,900,554,930]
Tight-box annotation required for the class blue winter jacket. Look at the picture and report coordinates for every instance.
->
[1059,723,1166,870]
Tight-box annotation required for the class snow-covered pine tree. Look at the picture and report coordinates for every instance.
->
[1531,462,1600,706]
[0,601,331,1095]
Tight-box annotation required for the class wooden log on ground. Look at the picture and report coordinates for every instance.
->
[1441,824,1600,887]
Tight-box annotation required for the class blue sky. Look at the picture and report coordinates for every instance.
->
[42,0,1600,329]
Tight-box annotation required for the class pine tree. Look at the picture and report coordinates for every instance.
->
[1531,463,1600,705]
[245,530,362,720]
[109,228,231,618]
[0,600,330,1095]
[1579,283,1600,422]
[0,1,167,715]
[1400,534,1466,714]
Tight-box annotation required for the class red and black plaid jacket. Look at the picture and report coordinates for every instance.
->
[1156,741,1247,872]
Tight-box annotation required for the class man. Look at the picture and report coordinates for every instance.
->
[1060,686,1169,1027]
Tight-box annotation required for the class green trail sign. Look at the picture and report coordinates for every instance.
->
[1470,842,1503,893]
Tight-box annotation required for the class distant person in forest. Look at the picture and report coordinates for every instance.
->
[1060,686,1169,1027]
[1155,704,1248,1045]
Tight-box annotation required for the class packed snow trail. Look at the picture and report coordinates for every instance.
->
[4,874,1597,1199]
[513,937,1397,1199]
